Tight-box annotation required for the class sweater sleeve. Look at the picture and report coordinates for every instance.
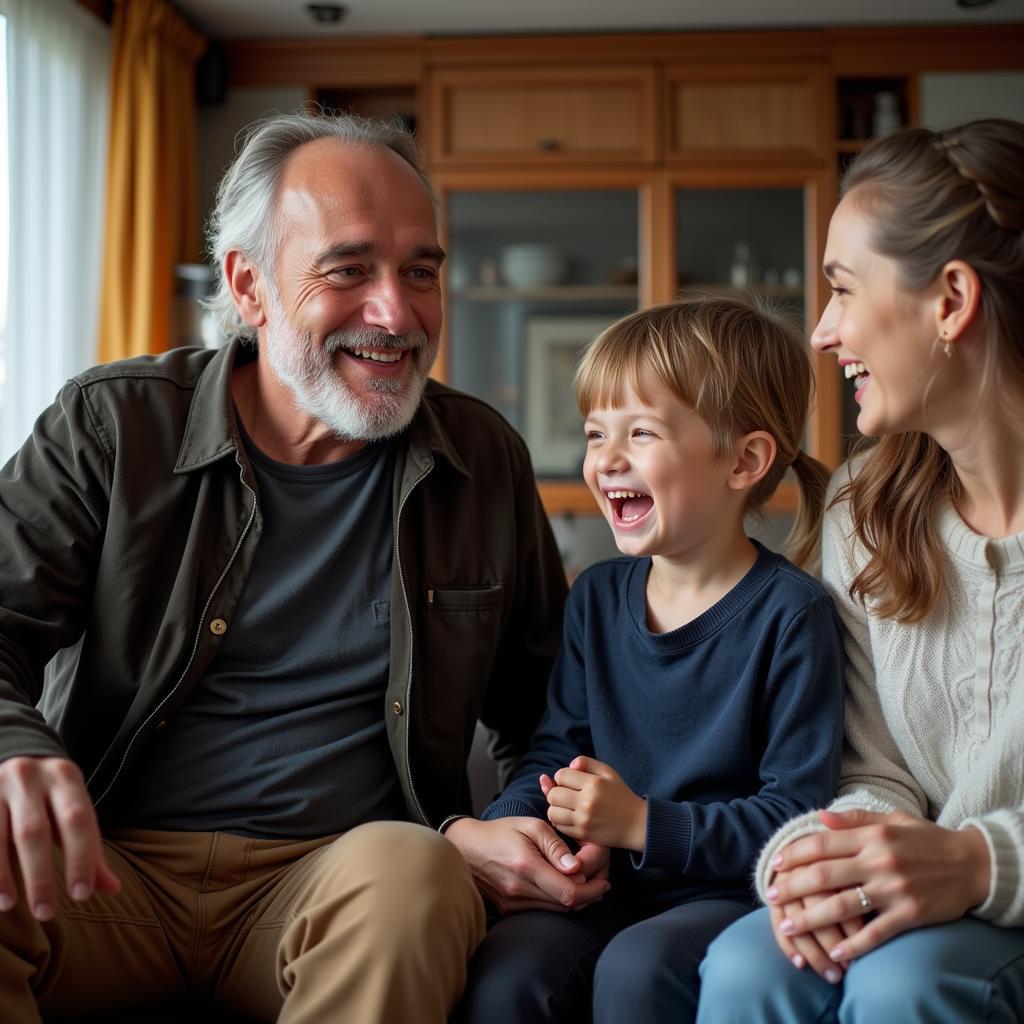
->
[639,593,845,881]
[481,582,594,822]
[754,487,930,899]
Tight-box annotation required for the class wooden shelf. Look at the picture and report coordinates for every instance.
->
[677,283,804,299]
[452,284,638,302]
[836,138,870,153]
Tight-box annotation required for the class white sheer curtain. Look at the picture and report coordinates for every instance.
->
[0,0,110,464]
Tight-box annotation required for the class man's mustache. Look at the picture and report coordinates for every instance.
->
[324,328,429,355]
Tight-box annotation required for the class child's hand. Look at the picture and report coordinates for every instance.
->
[541,756,647,852]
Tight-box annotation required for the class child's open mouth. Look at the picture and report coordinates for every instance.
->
[606,489,654,527]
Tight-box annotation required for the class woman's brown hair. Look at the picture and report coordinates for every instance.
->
[574,297,831,569]
[834,118,1024,622]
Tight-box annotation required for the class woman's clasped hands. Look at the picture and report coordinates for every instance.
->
[765,807,992,981]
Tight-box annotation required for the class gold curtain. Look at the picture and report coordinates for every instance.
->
[98,0,205,362]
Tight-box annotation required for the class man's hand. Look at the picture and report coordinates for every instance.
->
[541,756,647,852]
[444,816,610,915]
[0,756,121,920]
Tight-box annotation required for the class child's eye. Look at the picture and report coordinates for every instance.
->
[633,428,655,438]
[585,430,604,441]
[830,286,849,297]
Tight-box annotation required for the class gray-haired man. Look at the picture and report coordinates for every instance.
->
[0,113,599,1022]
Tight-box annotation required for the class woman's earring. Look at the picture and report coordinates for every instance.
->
[941,332,953,358]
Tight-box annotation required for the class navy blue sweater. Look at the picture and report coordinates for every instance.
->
[483,543,844,905]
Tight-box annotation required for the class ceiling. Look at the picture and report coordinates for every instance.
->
[174,0,1024,40]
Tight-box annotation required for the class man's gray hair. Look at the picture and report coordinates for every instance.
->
[204,109,434,342]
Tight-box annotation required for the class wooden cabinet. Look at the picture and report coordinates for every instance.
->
[665,64,827,162]
[221,25,1024,520]
[427,67,658,166]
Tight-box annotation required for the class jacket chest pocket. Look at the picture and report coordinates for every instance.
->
[419,584,506,737]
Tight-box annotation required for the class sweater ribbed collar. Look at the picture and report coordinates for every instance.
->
[938,501,1024,574]
[626,541,780,652]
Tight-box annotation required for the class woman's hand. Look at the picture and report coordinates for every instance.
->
[771,892,863,983]
[766,809,991,961]
[541,756,647,852]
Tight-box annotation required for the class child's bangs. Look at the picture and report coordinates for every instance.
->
[574,321,665,415]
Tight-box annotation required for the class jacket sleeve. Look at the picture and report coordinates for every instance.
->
[753,491,930,899]
[639,595,845,881]
[0,381,111,762]
[481,581,590,821]
[476,448,569,790]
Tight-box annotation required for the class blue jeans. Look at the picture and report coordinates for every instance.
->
[697,906,1024,1023]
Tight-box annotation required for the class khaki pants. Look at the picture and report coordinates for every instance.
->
[0,821,485,1024]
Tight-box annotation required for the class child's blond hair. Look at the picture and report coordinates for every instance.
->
[573,297,830,568]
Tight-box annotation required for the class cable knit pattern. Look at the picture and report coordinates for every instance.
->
[756,473,1024,927]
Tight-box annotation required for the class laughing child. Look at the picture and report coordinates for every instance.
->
[456,298,845,1024]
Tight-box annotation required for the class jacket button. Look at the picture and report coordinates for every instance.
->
[155,720,167,730]
[392,701,403,716]
[210,618,227,636]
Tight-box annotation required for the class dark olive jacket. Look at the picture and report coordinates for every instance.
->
[0,341,567,828]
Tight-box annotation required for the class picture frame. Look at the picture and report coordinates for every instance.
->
[523,315,611,477]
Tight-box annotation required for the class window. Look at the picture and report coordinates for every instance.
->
[0,16,8,455]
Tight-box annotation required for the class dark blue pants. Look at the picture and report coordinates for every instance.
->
[453,895,752,1024]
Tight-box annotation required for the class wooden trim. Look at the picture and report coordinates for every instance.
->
[223,38,425,87]
[218,25,1024,90]
[424,30,829,67]
[539,483,598,518]
[827,25,1024,74]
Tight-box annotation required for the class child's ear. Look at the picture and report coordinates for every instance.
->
[727,431,776,493]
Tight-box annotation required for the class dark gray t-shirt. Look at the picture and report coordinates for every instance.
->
[101,422,405,838]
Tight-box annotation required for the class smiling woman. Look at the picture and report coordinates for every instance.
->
[697,119,1024,1024]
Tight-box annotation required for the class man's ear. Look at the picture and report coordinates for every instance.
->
[224,250,268,329]
[935,259,982,347]
[727,431,776,494]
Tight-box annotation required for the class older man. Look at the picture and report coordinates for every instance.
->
[0,113,602,1024]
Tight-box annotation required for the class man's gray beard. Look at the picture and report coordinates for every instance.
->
[263,314,437,443]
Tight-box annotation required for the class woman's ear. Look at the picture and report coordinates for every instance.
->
[936,259,982,346]
[224,250,268,329]
[727,431,777,494]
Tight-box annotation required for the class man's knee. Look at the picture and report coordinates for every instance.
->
[314,821,484,939]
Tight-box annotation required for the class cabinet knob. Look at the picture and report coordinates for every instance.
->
[537,137,561,152]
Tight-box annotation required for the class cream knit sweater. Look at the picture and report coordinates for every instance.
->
[755,476,1024,927]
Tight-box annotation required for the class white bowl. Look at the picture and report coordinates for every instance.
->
[500,244,568,288]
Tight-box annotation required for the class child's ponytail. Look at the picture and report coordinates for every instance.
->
[786,450,832,570]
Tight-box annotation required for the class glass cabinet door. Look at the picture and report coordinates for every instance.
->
[442,188,641,484]
[674,183,812,521]
[675,186,806,326]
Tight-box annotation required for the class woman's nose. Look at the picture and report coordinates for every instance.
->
[810,295,840,353]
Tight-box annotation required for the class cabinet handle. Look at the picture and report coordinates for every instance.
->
[537,138,561,152]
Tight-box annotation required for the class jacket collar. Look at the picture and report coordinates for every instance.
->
[174,341,471,479]
[174,338,248,474]
[407,380,471,480]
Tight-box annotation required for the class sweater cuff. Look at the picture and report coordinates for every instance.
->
[754,811,823,902]
[632,796,692,872]
[961,812,1024,926]
[480,798,545,821]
